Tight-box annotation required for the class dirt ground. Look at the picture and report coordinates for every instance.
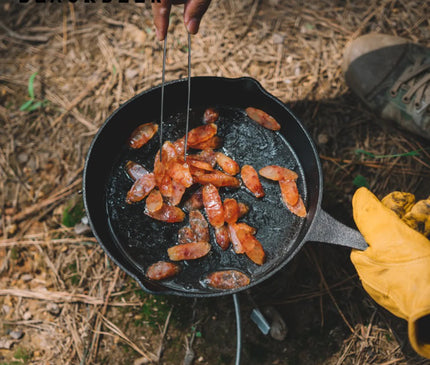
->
[1,0,430,364]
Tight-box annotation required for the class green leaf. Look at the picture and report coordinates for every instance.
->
[353,174,369,189]
[62,197,85,227]
[195,331,202,338]
[355,148,421,159]
[28,71,38,99]
[27,100,43,111]
[354,149,375,158]
[387,150,421,158]
[20,99,34,111]
[13,346,31,362]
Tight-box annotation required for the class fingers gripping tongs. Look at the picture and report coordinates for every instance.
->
[159,33,192,162]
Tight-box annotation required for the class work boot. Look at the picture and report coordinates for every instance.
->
[342,33,430,139]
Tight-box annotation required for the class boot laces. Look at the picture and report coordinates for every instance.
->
[390,57,430,108]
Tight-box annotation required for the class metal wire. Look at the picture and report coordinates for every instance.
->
[183,32,191,161]
[159,36,167,161]
[233,293,242,365]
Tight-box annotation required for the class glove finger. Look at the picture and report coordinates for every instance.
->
[352,187,430,262]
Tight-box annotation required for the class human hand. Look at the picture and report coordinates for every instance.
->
[351,187,430,358]
[151,0,212,41]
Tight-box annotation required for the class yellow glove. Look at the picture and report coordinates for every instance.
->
[351,187,430,359]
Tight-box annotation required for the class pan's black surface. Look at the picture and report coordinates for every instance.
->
[83,77,367,297]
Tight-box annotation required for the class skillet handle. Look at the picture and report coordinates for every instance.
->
[306,209,368,251]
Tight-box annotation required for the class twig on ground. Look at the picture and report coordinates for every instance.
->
[10,178,81,223]
[0,237,97,248]
[306,248,355,333]
[183,332,196,365]
[335,335,356,365]
[238,0,260,39]
[156,306,173,363]
[396,137,430,170]
[377,360,405,365]
[320,154,430,176]
[100,315,158,362]
[37,244,67,289]
[50,75,105,130]
[0,20,50,42]
[271,273,358,305]
[350,5,381,39]
[65,309,84,362]
[87,266,120,364]
[0,288,104,305]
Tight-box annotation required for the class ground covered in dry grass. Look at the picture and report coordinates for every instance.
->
[1,0,430,364]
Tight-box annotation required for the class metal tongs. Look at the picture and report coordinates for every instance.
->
[158,33,244,365]
[159,33,192,162]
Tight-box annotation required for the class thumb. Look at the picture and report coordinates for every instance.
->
[183,0,211,34]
